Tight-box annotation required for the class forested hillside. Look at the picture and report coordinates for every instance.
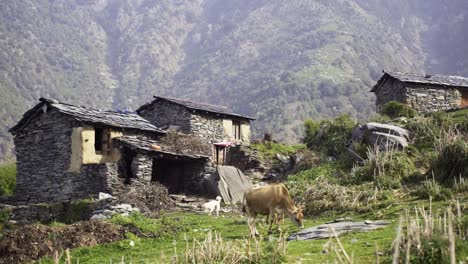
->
[1,0,467,161]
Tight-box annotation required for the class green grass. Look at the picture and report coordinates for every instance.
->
[251,142,306,160]
[35,198,464,264]
[0,163,15,196]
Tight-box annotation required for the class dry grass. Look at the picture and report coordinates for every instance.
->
[300,179,393,215]
[390,200,466,264]
[158,131,211,156]
[181,231,287,264]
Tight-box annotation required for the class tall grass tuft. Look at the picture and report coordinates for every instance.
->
[390,201,466,264]
[431,128,468,186]
[353,145,415,189]
[183,231,287,264]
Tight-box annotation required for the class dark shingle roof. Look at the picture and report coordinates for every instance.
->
[10,98,166,134]
[137,96,255,120]
[114,136,209,160]
[371,71,468,92]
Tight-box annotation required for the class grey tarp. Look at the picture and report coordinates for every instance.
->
[214,166,254,204]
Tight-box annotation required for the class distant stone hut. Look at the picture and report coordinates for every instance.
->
[137,96,255,164]
[9,98,211,203]
[371,71,468,112]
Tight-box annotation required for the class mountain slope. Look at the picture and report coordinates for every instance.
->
[0,0,467,161]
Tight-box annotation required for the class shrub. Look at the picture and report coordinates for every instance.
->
[432,135,468,186]
[303,119,320,146]
[412,179,452,201]
[352,146,416,189]
[285,163,337,197]
[0,164,16,196]
[379,101,417,119]
[304,114,357,157]
[368,113,392,123]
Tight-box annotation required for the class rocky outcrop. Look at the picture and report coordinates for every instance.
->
[350,122,410,151]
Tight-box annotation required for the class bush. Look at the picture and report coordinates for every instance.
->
[303,119,320,145]
[412,179,452,201]
[379,101,417,119]
[432,139,468,186]
[304,114,357,157]
[285,163,338,196]
[0,164,16,196]
[352,146,416,189]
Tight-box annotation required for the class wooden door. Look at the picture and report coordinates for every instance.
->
[461,88,468,108]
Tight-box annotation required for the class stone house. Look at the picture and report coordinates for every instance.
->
[137,96,255,164]
[9,98,212,203]
[371,71,468,112]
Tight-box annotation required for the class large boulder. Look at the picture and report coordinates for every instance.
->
[350,122,410,150]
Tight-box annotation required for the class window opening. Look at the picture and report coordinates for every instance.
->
[233,120,241,140]
[94,127,104,152]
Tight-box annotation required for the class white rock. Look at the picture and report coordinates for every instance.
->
[98,192,113,200]
[90,214,108,221]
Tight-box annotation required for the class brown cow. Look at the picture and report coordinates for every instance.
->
[243,183,304,236]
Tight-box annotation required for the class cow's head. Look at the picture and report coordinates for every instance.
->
[290,204,304,228]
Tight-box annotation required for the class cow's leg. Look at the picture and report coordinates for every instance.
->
[268,210,275,234]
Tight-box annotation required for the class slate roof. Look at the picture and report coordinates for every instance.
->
[137,95,255,120]
[10,98,166,134]
[114,136,209,160]
[371,71,468,92]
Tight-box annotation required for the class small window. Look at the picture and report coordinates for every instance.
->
[233,120,241,140]
[94,128,104,152]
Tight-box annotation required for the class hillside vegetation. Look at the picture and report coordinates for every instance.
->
[1,0,468,161]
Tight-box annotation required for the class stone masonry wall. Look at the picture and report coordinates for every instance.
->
[190,113,226,145]
[404,84,461,113]
[375,78,462,113]
[139,100,191,133]
[374,78,406,109]
[13,109,124,203]
[131,154,152,185]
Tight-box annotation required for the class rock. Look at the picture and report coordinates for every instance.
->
[102,209,114,216]
[326,217,353,224]
[276,154,290,164]
[111,203,133,211]
[350,122,410,151]
[90,214,108,221]
[288,220,390,241]
[98,192,113,200]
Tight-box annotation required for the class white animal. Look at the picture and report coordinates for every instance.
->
[201,196,222,217]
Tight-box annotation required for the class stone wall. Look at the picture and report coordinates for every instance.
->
[375,78,462,113]
[374,78,406,109]
[138,100,191,133]
[190,113,226,145]
[12,109,129,203]
[131,154,152,184]
[404,84,461,112]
